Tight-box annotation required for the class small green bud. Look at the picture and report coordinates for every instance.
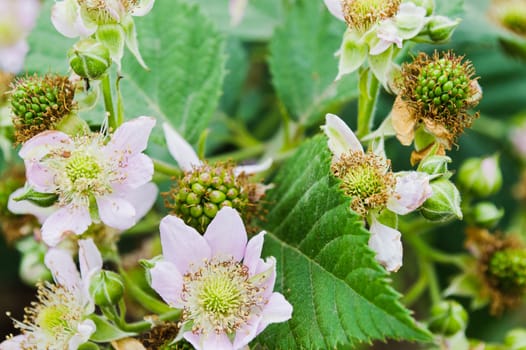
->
[504,328,526,350]
[13,188,58,208]
[470,202,504,228]
[427,16,460,42]
[428,300,468,336]
[68,38,111,80]
[417,155,452,177]
[457,154,502,197]
[89,270,125,307]
[488,249,526,294]
[421,178,462,222]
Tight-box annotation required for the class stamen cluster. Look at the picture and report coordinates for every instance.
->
[342,0,401,32]
[9,74,75,144]
[79,0,140,24]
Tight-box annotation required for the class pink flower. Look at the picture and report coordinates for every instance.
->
[148,207,292,350]
[11,117,157,246]
[1,239,102,349]
[0,0,40,73]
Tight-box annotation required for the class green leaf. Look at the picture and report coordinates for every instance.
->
[435,0,465,17]
[88,314,136,342]
[120,0,226,144]
[268,0,359,127]
[256,135,431,349]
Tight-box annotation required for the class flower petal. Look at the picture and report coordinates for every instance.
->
[244,231,266,276]
[0,335,28,350]
[150,260,184,308]
[204,207,247,261]
[368,219,403,272]
[96,195,136,230]
[387,171,432,215]
[160,215,211,272]
[105,116,156,155]
[78,238,103,282]
[68,319,96,350]
[8,187,54,223]
[120,182,158,222]
[0,41,29,73]
[256,292,293,335]
[184,332,233,350]
[233,314,260,350]
[51,0,95,38]
[19,130,71,162]
[42,204,92,246]
[229,0,248,26]
[44,247,81,291]
[322,113,363,158]
[323,0,345,21]
[234,158,272,176]
[162,122,202,172]
[24,163,57,193]
[132,0,155,16]
[113,153,154,188]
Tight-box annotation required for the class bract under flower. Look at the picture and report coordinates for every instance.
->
[1,239,101,349]
[9,117,157,246]
[148,207,292,350]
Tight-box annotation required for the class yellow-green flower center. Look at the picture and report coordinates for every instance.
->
[342,0,401,31]
[36,305,70,335]
[66,154,101,183]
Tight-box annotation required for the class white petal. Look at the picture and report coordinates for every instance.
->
[121,182,158,222]
[229,0,248,26]
[322,113,363,158]
[105,116,156,155]
[132,0,155,16]
[51,0,95,38]
[184,332,233,350]
[234,158,272,176]
[204,207,247,262]
[368,219,403,272]
[24,163,57,193]
[78,238,103,282]
[162,122,202,171]
[395,3,427,39]
[387,171,432,215]
[150,260,184,308]
[256,292,293,335]
[68,319,96,350]
[0,335,28,350]
[160,215,211,272]
[243,231,266,276]
[42,205,92,246]
[8,187,55,223]
[0,41,29,73]
[45,248,81,291]
[96,195,136,230]
[114,153,154,188]
[19,130,72,162]
[324,0,345,21]
[233,314,260,350]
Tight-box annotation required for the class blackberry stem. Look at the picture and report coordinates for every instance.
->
[356,67,380,139]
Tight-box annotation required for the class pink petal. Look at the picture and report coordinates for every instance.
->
[150,260,184,308]
[184,332,233,350]
[0,335,28,350]
[121,182,158,222]
[322,114,363,158]
[229,0,248,26]
[41,205,92,246]
[368,219,403,272]
[132,0,155,16]
[204,207,247,262]
[244,231,265,276]
[234,158,272,176]
[387,171,432,215]
[113,153,154,188]
[8,187,55,223]
[105,116,156,155]
[19,130,71,162]
[45,248,81,291]
[160,215,211,272]
[0,41,29,73]
[51,0,95,38]
[233,315,260,349]
[323,0,345,21]
[256,292,293,335]
[162,122,202,172]
[78,238,103,282]
[24,163,57,193]
[96,195,136,230]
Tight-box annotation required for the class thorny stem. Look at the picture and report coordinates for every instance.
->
[101,74,117,131]
[356,67,380,139]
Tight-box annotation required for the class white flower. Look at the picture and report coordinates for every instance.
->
[1,239,102,350]
[0,0,41,73]
[322,113,432,271]
[8,117,158,246]
[148,207,292,350]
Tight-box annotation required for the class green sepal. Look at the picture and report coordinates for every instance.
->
[96,24,125,70]
[88,314,137,342]
[13,188,58,207]
[122,17,149,70]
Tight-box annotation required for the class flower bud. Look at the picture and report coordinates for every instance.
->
[68,38,111,80]
[457,154,502,197]
[470,202,504,228]
[417,155,452,177]
[428,300,468,336]
[89,270,125,307]
[427,16,460,42]
[420,178,462,222]
[505,329,526,350]
[12,188,58,208]
[9,74,75,144]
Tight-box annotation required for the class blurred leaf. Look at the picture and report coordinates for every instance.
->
[256,135,431,349]
[268,0,359,127]
[89,315,136,342]
[120,0,226,144]
[435,0,465,17]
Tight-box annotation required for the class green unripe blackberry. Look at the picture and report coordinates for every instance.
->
[428,300,468,336]
[9,74,75,144]
[487,249,526,294]
[89,270,125,307]
[166,163,250,233]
